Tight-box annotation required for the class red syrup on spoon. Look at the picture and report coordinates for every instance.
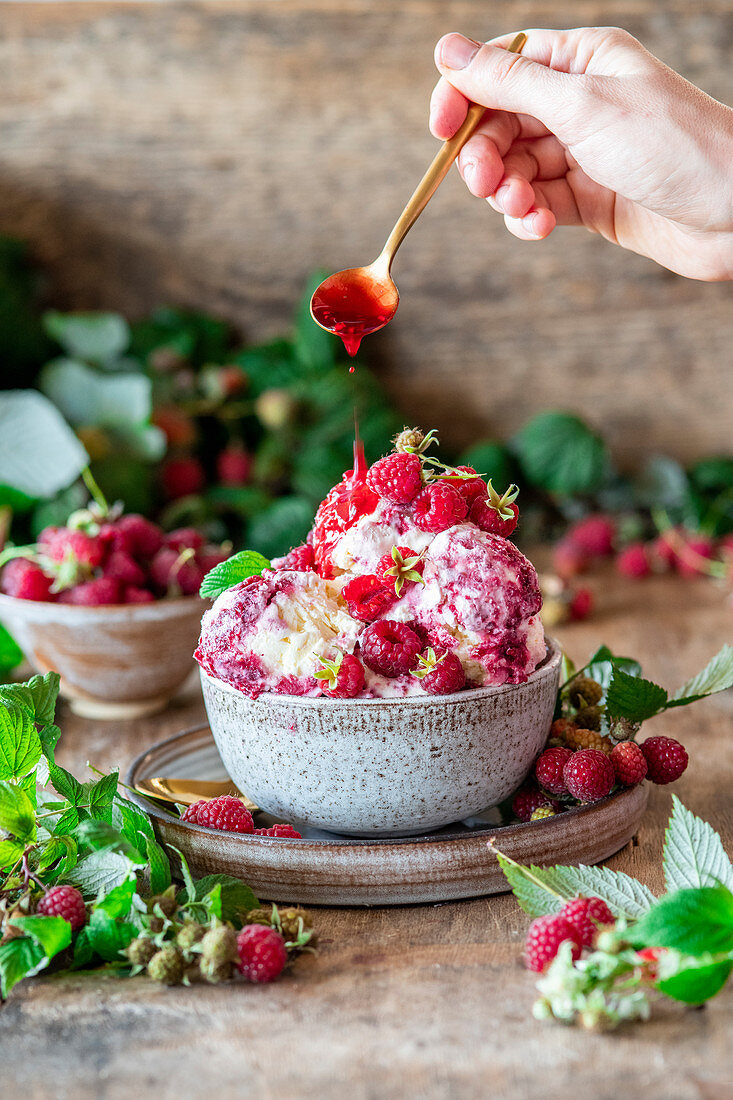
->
[309,267,399,367]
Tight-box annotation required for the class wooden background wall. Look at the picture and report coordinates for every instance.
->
[1,1,731,463]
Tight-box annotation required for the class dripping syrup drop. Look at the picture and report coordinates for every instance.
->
[310,270,398,362]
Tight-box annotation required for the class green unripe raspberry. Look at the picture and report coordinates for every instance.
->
[530,806,556,821]
[200,924,238,969]
[147,944,185,985]
[609,717,639,742]
[568,677,603,708]
[176,922,206,952]
[574,704,602,731]
[126,935,157,967]
[200,956,235,984]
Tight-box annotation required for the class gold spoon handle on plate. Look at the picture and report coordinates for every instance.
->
[376,31,527,273]
[135,776,259,814]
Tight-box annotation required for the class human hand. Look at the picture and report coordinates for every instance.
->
[430,28,733,279]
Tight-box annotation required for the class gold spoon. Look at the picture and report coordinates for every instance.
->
[134,776,259,814]
[310,32,527,356]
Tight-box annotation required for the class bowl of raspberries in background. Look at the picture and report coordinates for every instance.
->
[0,504,227,718]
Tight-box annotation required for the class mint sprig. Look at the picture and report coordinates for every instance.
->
[199,549,271,600]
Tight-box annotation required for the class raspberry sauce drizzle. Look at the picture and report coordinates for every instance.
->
[310,274,397,364]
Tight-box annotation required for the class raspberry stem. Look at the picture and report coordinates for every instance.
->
[487,840,569,904]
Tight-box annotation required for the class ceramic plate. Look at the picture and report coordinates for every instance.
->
[127,725,649,906]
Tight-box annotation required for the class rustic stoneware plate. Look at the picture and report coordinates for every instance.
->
[127,725,650,906]
[0,592,207,719]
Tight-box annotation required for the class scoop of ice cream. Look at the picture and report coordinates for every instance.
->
[196,570,361,698]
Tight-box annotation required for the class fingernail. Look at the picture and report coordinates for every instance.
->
[439,33,480,70]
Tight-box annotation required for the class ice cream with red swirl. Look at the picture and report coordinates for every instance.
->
[195,429,544,699]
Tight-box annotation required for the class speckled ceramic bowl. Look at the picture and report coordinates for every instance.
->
[201,638,562,837]
[0,593,208,719]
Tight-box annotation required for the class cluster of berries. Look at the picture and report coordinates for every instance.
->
[553,514,731,583]
[524,895,614,972]
[314,630,466,698]
[1,513,226,606]
[181,794,302,838]
[512,675,688,822]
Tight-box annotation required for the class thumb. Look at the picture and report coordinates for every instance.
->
[435,32,581,133]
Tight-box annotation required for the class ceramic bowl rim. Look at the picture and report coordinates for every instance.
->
[200,635,562,709]
[0,591,208,620]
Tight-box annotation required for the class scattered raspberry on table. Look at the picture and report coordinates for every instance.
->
[236,924,288,982]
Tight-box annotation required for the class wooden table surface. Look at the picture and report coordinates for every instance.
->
[1,569,732,1099]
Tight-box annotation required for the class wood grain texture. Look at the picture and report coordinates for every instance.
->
[1,569,732,1097]
[0,1,731,466]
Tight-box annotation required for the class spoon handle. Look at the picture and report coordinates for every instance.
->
[378,31,527,268]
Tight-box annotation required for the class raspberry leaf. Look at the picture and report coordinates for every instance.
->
[655,950,733,1004]
[0,672,60,728]
[667,644,733,707]
[10,915,72,960]
[512,411,610,496]
[82,908,137,963]
[0,701,42,781]
[199,549,271,599]
[68,851,138,898]
[145,837,172,896]
[0,780,37,842]
[663,796,733,893]
[179,873,259,923]
[495,852,655,919]
[605,666,668,722]
[628,886,733,957]
[0,937,48,998]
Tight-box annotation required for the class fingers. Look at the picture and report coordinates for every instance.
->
[503,208,557,241]
[429,77,469,139]
[434,32,583,135]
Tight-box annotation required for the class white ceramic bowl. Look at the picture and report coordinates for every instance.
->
[0,593,208,719]
[201,638,562,837]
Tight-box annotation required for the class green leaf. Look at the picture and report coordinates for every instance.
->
[0,838,25,869]
[0,701,42,780]
[247,495,313,560]
[0,391,88,499]
[40,360,152,430]
[74,818,142,859]
[37,835,78,881]
[43,311,130,364]
[180,874,258,922]
[495,854,656,920]
[202,882,223,920]
[167,845,195,899]
[656,950,733,1004]
[513,411,610,496]
[567,645,641,694]
[605,666,667,722]
[84,908,136,962]
[668,645,733,708]
[68,851,137,898]
[0,673,60,729]
[11,915,72,959]
[118,800,154,854]
[199,549,271,600]
[47,760,84,805]
[458,441,515,489]
[0,780,36,841]
[87,771,119,816]
[94,876,138,919]
[663,796,733,893]
[633,455,689,512]
[145,837,172,895]
[51,807,80,836]
[0,626,22,675]
[234,339,301,396]
[0,937,47,997]
[38,724,61,764]
[629,886,733,956]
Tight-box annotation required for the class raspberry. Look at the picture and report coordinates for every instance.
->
[1,559,54,601]
[236,924,288,983]
[183,795,255,833]
[563,749,615,802]
[103,549,146,587]
[641,736,688,784]
[152,405,197,447]
[568,677,604,708]
[413,482,467,533]
[610,741,648,786]
[377,546,425,597]
[124,586,156,604]
[441,466,487,507]
[524,913,582,972]
[360,620,421,677]
[199,923,238,984]
[573,705,602,732]
[412,647,465,695]
[550,718,577,741]
[164,528,206,552]
[469,481,519,538]
[552,540,588,579]
[58,577,122,606]
[649,530,679,571]
[569,587,594,621]
[278,543,314,572]
[530,806,556,821]
[40,527,104,569]
[161,456,206,500]
[366,451,423,504]
[36,885,87,931]
[566,515,615,557]
[535,746,573,795]
[126,935,157,967]
[111,514,164,559]
[560,896,614,948]
[675,534,716,578]
[512,782,553,822]
[616,543,650,578]
[637,946,667,981]
[254,824,302,838]
[217,446,252,486]
[315,652,365,698]
[561,727,611,754]
[342,574,395,621]
[147,944,185,985]
[150,546,204,596]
